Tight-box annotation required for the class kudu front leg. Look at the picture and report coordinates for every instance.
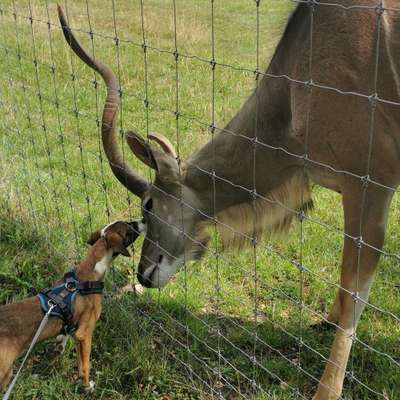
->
[312,185,392,400]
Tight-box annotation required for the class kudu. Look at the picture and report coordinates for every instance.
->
[58,1,400,399]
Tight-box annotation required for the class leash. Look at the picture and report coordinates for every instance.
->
[2,303,55,400]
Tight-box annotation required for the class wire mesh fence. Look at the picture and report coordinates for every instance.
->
[0,0,399,399]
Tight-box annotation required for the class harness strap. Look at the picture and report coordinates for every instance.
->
[40,288,74,329]
[37,268,104,335]
[63,270,104,294]
[77,281,104,295]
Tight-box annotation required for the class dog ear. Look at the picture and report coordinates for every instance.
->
[106,232,131,257]
[87,229,101,245]
[117,246,131,257]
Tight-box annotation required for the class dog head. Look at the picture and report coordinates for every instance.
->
[87,220,141,257]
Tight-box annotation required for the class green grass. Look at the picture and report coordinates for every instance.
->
[0,1,399,399]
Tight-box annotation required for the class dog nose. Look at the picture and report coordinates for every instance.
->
[126,221,140,243]
[127,222,136,234]
[128,219,143,233]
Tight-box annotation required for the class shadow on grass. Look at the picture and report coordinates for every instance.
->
[1,204,397,399]
[93,295,399,400]
[0,203,70,302]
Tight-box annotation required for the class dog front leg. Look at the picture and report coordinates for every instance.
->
[74,317,96,390]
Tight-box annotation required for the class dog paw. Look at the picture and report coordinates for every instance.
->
[85,380,95,393]
[55,334,68,354]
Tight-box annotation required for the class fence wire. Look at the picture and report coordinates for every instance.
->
[0,1,399,399]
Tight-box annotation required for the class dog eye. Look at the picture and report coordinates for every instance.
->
[143,198,153,214]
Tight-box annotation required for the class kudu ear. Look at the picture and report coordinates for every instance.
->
[148,132,177,159]
[126,130,180,185]
[125,131,158,169]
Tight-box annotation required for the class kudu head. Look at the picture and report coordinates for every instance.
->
[125,131,207,288]
[58,5,207,288]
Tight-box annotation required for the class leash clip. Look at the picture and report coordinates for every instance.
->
[47,299,56,308]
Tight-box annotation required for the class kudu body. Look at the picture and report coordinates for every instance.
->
[58,1,400,398]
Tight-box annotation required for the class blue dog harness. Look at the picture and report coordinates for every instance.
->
[37,269,104,334]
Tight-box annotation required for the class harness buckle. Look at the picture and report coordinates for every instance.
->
[65,280,77,292]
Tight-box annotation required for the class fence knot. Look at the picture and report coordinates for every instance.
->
[361,174,370,188]
[375,3,384,16]
[351,291,359,303]
[295,261,305,272]
[305,79,314,91]
[209,59,216,70]
[209,123,216,134]
[368,93,377,109]
[307,0,316,11]
[298,210,306,222]
[346,370,355,382]
[354,236,363,249]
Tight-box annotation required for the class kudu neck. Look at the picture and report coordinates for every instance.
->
[182,77,299,217]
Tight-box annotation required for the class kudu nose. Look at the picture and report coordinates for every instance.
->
[137,264,153,288]
[137,273,152,288]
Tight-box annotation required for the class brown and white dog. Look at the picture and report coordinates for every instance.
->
[0,220,139,392]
